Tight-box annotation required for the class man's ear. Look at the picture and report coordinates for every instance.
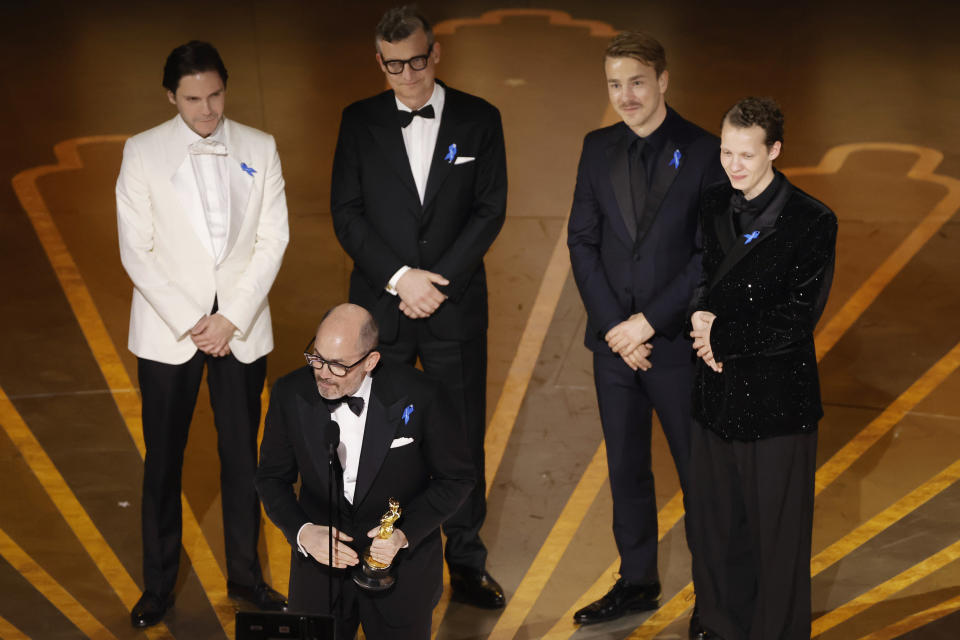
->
[768,140,782,162]
[167,90,177,106]
[365,351,381,373]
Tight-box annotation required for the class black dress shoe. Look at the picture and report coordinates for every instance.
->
[448,565,505,609]
[690,604,707,639]
[227,581,288,611]
[573,578,660,625]
[689,604,723,639]
[131,591,171,628]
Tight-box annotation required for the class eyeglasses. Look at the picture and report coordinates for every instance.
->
[382,44,433,75]
[303,338,373,377]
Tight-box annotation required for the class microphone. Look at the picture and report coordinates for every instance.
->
[325,421,340,460]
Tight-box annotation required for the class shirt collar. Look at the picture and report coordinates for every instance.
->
[395,81,445,117]
[176,114,226,148]
[629,105,673,153]
[352,373,373,403]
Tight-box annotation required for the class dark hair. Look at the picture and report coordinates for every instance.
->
[723,97,784,147]
[162,41,228,94]
[375,5,434,52]
[604,31,667,77]
[358,315,379,353]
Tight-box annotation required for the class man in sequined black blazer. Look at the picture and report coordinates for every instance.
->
[688,98,837,640]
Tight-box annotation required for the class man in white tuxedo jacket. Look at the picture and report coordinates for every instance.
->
[116,40,289,628]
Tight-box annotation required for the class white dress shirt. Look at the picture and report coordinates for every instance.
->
[296,374,373,556]
[386,82,446,294]
[174,115,230,260]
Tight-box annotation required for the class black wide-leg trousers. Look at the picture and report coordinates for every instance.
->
[688,423,817,640]
[137,350,266,597]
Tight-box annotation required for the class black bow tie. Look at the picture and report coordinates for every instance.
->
[323,395,364,417]
[730,191,755,216]
[398,104,435,128]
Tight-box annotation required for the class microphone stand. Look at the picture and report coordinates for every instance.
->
[326,421,340,624]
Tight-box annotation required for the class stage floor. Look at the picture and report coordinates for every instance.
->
[1,1,959,638]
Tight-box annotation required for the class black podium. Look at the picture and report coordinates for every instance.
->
[236,611,335,640]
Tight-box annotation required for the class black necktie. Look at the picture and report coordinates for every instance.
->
[629,138,648,234]
[323,395,364,417]
[398,104,435,128]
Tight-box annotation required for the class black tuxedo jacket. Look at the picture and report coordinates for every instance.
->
[330,82,507,343]
[693,174,838,440]
[568,107,724,364]
[255,362,473,624]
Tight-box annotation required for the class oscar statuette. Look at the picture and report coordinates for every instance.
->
[352,498,401,591]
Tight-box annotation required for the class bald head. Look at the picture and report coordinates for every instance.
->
[311,304,380,399]
[316,303,379,353]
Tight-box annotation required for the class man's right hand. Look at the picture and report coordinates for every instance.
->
[620,342,653,372]
[299,525,358,568]
[395,268,449,319]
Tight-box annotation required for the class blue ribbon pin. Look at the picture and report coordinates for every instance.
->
[669,149,681,168]
[240,162,256,176]
[444,143,457,163]
[743,230,760,245]
[402,404,415,425]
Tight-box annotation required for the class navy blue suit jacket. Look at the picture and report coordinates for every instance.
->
[568,107,724,364]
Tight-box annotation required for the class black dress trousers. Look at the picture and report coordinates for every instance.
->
[377,313,488,571]
[137,350,267,597]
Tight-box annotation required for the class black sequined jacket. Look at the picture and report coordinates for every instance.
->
[692,175,837,440]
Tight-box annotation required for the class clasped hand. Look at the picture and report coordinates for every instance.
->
[605,313,654,372]
[190,313,236,357]
[397,268,449,319]
[300,525,358,568]
[690,310,722,373]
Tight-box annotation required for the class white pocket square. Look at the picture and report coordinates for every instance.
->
[454,156,475,165]
[390,437,415,448]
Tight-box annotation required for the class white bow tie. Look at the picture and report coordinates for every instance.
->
[188,139,228,156]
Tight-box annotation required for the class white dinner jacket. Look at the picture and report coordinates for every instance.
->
[116,116,289,365]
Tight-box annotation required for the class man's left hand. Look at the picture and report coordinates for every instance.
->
[606,313,655,356]
[366,527,408,566]
[191,313,237,356]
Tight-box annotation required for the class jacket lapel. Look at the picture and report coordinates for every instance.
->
[422,87,460,212]
[296,388,338,484]
[367,93,419,203]
[608,131,637,243]
[635,140,682,246]
[707,179,792,291]
[223,119,253,264]
[353,387,406,509]
[169,155,216,257]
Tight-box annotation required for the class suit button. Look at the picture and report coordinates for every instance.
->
[419,239,427,245]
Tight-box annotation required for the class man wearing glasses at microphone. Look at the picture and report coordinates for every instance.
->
[256,303,473,639]
[330,5,508,608]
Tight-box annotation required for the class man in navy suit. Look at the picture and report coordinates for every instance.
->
[330,6,507,608]
[567,31,723,633]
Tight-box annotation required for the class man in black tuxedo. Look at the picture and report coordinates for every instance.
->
[330,5,507,608]
[255,304,473,639]
[567,32,723,631]
[689,98,837,640]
